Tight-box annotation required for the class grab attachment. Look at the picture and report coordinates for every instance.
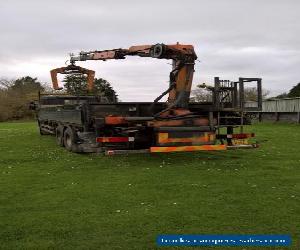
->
[50,64,95,91]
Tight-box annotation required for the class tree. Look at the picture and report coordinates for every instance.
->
[0,78,14,121]
[0,78,14,89]
[287,83,300,98]
[244,87,270,101]
[190,88,212,102]
[273,83,300,99]
[0,76,44,121]
[190,85,270,102]
[274,92,288,99]
[63,74,88,95]
[63,75,118,102]
[11,76,44,93]
[93,78,118,102]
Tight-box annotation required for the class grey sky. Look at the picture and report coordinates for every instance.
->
[0,0,299,100]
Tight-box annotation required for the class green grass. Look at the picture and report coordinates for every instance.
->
[0,121,299,250]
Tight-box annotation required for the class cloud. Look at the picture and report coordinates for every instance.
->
[0,0,299,100]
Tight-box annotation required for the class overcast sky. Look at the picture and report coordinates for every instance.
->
[0,0,299,100]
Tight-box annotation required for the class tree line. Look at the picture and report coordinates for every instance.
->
[0,75,299,121]
[0,76,118,122]
[275,83,300,99]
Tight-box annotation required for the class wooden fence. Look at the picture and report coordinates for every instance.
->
[245,98,300,123]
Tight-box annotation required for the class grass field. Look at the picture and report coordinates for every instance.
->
[0,121,299,250]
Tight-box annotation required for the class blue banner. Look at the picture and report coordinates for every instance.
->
[157,235,291,247]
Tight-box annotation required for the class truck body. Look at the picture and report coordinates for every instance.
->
[35,77,262,154]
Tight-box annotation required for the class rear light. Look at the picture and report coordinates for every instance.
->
[96,137,134,143]
[232,133,255,139]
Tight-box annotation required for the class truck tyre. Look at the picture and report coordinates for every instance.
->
[63,126,79,152]
[56,125,64,146]
[39,127,48,135]
[38,121,48,135]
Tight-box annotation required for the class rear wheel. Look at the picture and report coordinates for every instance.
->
[63,126,79,152]
[56,125,64,146]
[38,121,48,135]
[39,127,48,135]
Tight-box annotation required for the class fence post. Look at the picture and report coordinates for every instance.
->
[259,112,262,122]
[275,112,279,122]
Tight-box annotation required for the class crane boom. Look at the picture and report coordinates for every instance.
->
[51,43,197,111]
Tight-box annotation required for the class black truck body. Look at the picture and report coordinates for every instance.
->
[34,77,262,154]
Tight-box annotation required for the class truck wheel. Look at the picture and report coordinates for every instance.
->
[56,125,64,146]
[39,127,48,135]
[63,127,79,152]
[38,121,48,135]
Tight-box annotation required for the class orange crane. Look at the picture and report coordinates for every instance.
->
[50,43,198,124]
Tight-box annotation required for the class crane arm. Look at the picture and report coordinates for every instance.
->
[70,44,196,63]
[51,43,197,109]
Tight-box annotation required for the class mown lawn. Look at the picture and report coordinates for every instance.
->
[0,121,299,250]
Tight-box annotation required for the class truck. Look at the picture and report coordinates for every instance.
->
[33,43,262,155]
